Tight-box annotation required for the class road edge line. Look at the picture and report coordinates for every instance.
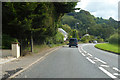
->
[7,47,61,79]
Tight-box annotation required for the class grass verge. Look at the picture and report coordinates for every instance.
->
[95,43,120,54]
[34,43,66,53]
[24,43,66,54]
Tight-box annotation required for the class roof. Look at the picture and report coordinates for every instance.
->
[84,34,90,36]
[58,28,68,35]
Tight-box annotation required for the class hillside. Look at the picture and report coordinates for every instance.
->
[61,10,118,41]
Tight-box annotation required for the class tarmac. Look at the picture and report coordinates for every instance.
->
[0,46,61,80]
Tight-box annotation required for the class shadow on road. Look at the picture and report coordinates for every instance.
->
[2,67,23,80]
[62,46,78,48]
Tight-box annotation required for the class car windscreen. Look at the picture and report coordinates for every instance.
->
[69,39,77,42]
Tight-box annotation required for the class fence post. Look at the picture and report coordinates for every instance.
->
[12,43,20,58]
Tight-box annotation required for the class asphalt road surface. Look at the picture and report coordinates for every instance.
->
[14,43,119,79]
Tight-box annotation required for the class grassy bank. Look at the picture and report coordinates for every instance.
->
[23,43,66,55]
[95,43,120,54]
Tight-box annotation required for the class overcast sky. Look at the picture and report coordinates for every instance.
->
[75,0,119,21]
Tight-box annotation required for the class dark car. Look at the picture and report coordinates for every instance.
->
[69,38,78,47]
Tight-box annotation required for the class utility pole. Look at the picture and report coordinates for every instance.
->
[75,23,79,38]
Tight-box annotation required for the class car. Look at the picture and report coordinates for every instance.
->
[93,40,97,43]
[69,38,78,48]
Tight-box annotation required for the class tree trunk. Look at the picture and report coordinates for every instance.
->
[31,31,33,52]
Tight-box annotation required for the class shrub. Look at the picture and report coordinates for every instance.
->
[81,35,95,43]
[53,31,64,44]
[97,38,104,43]
[2,34,18,49]
[109,33,119,44]
[45,31,64,45]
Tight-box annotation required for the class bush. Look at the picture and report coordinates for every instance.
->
[53,31,64,44]
[97,38,104,43]
[45,31,64,45]
[2,34,18,49]
[81,35,95,43]
[109,33,119,44]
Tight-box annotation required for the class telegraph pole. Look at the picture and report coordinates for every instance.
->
[75,23,79,38]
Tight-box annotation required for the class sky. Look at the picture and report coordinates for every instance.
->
[75,0,120,21]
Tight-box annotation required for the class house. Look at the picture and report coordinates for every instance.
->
[83,34,90,37]
[58,28,68,41]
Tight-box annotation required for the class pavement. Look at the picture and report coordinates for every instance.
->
[1,46,61,80]
[0,57,16,65]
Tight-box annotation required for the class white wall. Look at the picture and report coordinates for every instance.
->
[1,43,20,58]
[0,49,12,57]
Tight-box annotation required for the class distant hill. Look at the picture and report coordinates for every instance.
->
[61,10,118,40]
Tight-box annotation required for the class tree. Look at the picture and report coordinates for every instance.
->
[2,2,78,54]
[61,10,118,41]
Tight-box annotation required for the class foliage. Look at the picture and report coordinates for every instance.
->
[2,2,77,50]
[61,15,78,29]
[109,33,119,44]
[81,35,94,43]
[2,34,18,49]
[45,31,64,47]
[54,31,64,44]
[71,29,80,40]
[80,35,104,43]
[61,10,118,41]
[61,24,72,33]
[97,38,104,43]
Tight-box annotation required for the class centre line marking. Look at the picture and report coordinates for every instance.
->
[113,67,120,72]
[83,51,87,53]
[99,67,117,78]
[81,47,83,49]
[87,53,92,56]
[81,53,86,56]
[100,65,109,67]
[95,57,107,64]
[113,73,120,76]
[86,57,95,64]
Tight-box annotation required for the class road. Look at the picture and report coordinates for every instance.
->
[14,43,119,79]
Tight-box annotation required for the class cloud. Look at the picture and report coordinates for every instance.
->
[75,0,119,20]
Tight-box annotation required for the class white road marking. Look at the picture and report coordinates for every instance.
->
[8,47,60,79]
[83,50,87,53]
[78,47,81,52]
[95,57,107,64]
[99,67,117,78]
[113,67,120,72]
[113,73,120,76]
[100,65,109,67]
[93,60,98,62]
[78,47,85,56]
[81,48,84,51]
[86,57,95,64]
[81,53,86,56]
[87,53,92,57]
[79,50,81,53]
